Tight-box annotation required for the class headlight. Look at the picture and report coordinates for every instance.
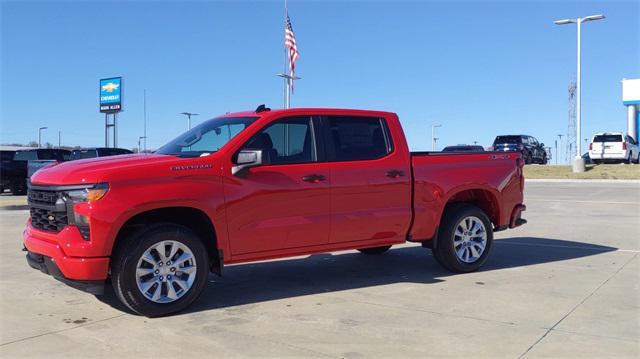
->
[63,183,109,241]
[64,183,109,203]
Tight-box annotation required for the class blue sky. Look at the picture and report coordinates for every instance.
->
[1,0,638,163]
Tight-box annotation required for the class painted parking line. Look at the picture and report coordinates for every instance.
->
[495,241,640,253]
[525,198,639,205]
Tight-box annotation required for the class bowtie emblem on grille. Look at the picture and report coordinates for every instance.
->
[47,215,55,222]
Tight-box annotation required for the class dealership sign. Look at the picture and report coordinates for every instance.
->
[622,78,640,105]
[100,77,122,113]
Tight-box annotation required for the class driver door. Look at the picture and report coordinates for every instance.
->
[223,116,332,255]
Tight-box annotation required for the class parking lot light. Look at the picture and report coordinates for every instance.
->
[554,14,605,172]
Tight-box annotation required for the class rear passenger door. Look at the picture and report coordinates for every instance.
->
[323,115,412,244]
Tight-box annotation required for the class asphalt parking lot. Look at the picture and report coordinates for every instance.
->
[0,182,638,358]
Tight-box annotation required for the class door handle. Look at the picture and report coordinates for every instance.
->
[386,170,405,178]
[302,174,326,183]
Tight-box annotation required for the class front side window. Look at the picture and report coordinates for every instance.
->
[242,117,317,164]
[157,116,258,157]
[328,116,391,161]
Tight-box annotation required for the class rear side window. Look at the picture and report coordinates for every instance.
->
[243,117,317,164]
[97,148,132,157]
[327,116,392,161]
[593,135,623,142]
[71,150,98,160]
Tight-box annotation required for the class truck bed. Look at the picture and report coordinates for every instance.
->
[408,151,524,242]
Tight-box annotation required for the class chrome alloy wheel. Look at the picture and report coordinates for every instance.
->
[135,240,197,304]
[453,216,487,263]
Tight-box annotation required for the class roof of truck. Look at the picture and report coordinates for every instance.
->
[218,107,397,119]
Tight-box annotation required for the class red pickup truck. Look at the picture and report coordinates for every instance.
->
[24,107,526,317]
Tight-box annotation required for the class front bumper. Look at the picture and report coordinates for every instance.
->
[23,223,110,283]
[25,250,105,295]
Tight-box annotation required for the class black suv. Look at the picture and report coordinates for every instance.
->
[492,135,548,164]
[2,149,71,194]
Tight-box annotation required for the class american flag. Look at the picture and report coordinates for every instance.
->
[285,13,299,89]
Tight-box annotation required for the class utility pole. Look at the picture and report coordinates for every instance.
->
[143,89,147,152]
[432,124,442,151]
[180,112,199,130]
[555,14,605,172]
[555,140,558,165]
[58,131,61,148]
[38,127,47,148]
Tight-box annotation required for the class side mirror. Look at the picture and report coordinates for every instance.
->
[232,149,266,176]
[540,143,545,147]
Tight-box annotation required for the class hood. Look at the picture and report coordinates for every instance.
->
[30,153,191,185]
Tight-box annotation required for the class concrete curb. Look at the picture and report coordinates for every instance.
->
[526,179,640,184]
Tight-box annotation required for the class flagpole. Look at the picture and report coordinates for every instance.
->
[284,0,290,109]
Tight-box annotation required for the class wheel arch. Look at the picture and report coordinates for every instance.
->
[111,206,221,274]
[443,188,501,228]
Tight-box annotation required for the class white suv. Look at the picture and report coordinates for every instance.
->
[589,132,639,164]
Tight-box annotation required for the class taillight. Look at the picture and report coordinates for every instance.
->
[623,142,627,150]
[589,143,592,150]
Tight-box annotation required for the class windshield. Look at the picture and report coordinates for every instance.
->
[156,116,258,157]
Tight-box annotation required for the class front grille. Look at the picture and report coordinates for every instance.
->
[30,207,68,232]
[28,188,68,233]
[28,189,59,206]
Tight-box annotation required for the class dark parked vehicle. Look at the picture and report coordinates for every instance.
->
[1,150,28,194]
[492,135,548,164]
[70,148,132,161]
[442,145,485,152]
[3,149,71,194]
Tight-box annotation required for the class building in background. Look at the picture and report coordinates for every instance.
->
[622,78,639,142]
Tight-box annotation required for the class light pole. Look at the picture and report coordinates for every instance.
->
[431,124,442,151]
[557,134,564,164]
[58,131,61,148]
[180,112,199,130]
[38,127,47,148]
[555,14,605,172]
[138,136,147,153]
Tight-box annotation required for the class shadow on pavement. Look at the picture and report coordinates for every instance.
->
[97,237,617,315]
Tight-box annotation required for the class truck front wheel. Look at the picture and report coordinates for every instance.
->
[111,224,209,317]
[432,204,493,273]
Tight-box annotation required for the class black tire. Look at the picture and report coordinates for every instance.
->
[524,152,532,165]
[431,204,493,273]
[111,223,209,317]
[626,153,633,164]
[541,155,548,165]
[357,245,392,255]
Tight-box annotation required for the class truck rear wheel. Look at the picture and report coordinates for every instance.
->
[111,224,209,317]
[357,245,392,255]
[432,204,493,273]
